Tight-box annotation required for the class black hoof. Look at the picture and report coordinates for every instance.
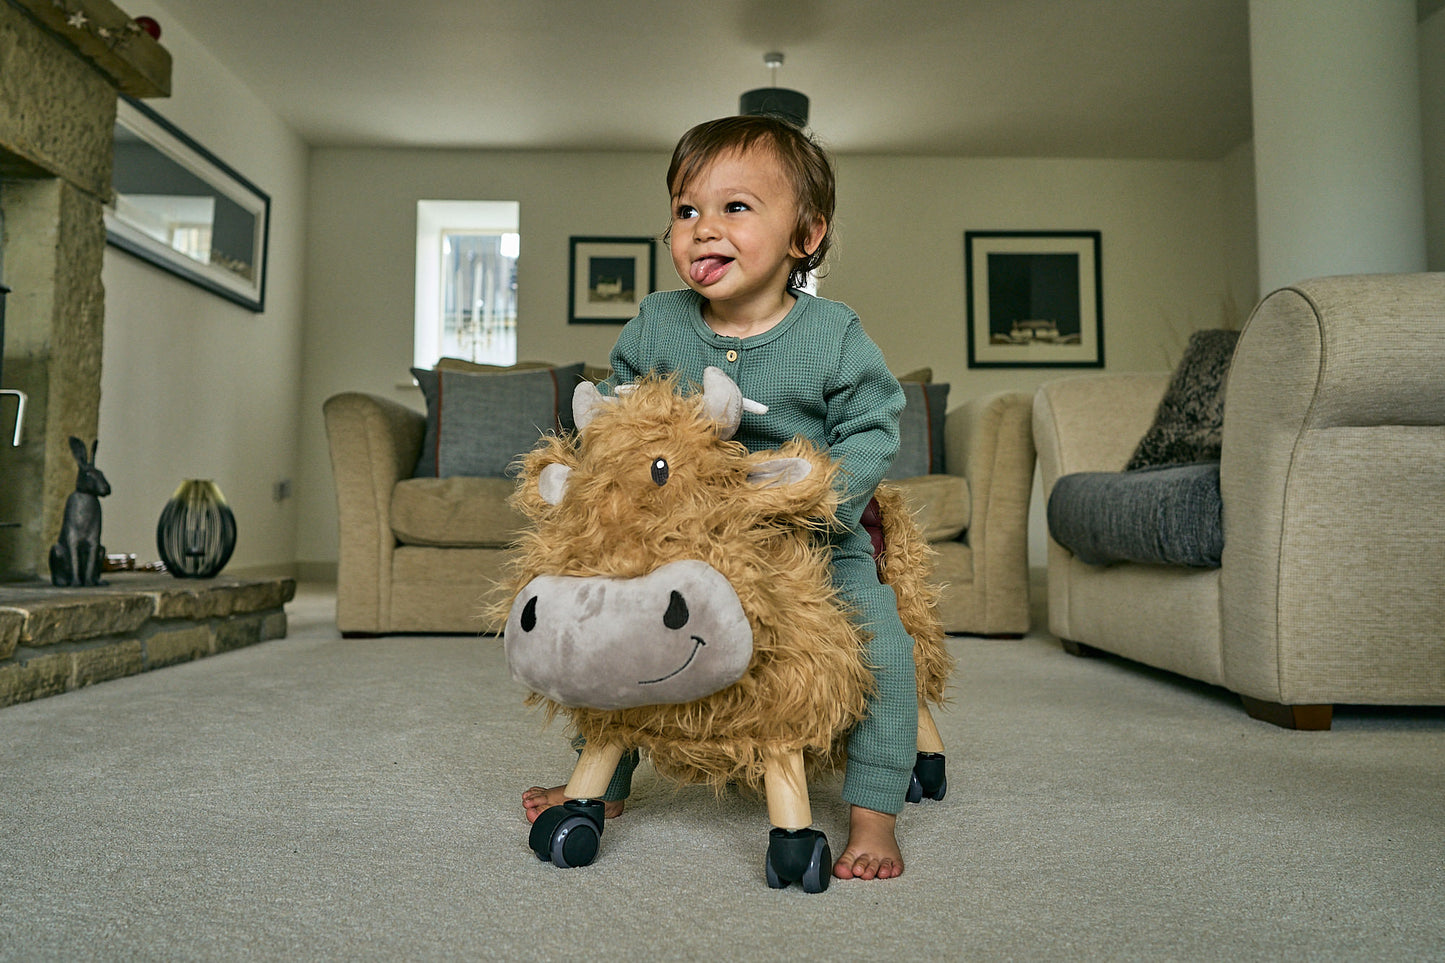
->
[765,828,831,893]
[529,798,605,868]
[906,751,947,803]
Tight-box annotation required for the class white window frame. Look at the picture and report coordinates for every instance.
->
[414,200,520,369]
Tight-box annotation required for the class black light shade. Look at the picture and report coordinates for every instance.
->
[740,87,809,128]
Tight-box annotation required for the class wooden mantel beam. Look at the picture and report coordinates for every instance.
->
[5,0,170,98]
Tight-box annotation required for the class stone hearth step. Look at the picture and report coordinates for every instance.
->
[0,574,295,708]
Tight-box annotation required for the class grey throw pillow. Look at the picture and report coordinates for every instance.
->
[411,363,586,478]
[1127,330,1240,471]
[887,381,950,479]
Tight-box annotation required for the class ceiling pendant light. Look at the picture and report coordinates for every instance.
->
[739,51,809,127]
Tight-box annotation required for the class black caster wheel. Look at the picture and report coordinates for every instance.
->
[907,752,947,803]
[529,798,605,868]
[765,828,831,894]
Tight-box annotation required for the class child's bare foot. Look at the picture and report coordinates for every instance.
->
[522,785,625,824]
[832,805,904,880]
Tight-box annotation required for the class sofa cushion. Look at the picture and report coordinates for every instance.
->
[1127,329,1239,470]
[890,473,970,542]
[889,381,950,479]
[1047,462,1223,567]
[391,476,526,548]
[411,362,586,478]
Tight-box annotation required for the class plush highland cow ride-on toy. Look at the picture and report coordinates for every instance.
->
[501,367,952,893]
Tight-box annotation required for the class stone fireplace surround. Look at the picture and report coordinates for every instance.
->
[0,0,168,582]
[0,574,294,707]
[0,1,293,706]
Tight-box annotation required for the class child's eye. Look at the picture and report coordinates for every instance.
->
[724,201,750,213]
[675,204,698,220]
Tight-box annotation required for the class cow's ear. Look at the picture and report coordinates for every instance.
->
[537,462,573,505]
[740,441,840,526]
[573,380,619,432]
[746,457,812,489]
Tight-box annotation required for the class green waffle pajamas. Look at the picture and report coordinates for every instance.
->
[592,288,918,815]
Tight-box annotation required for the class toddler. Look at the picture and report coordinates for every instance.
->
[524,114,918,881]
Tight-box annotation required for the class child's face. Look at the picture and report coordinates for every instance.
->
[669,146,824,315]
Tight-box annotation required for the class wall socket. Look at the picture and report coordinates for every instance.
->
[272,479,292,501]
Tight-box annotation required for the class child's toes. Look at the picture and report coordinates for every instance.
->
[833,849,903,880]
[833,850,874,880]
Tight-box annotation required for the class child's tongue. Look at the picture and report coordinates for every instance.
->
[690,255,732,285]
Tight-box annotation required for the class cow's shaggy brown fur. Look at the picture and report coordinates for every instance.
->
[499,373,952,792]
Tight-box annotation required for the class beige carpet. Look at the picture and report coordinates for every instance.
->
[0,583,1441,961]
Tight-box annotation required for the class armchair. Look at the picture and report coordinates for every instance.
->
[324,385,1036,637]
[1034,273,1445,728]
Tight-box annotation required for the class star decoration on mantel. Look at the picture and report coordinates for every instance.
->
[49,0,145,50]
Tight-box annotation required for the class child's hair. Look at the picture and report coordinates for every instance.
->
[667,115,836,290]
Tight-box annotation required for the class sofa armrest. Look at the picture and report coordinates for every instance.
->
[1032,373,1170,496]
[1031,373,1169,639]
[1220,273,1445,704]
[323,392,427,633]
[943,390,1036,634]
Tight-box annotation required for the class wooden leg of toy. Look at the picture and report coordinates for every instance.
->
[917,704,945,754]
[565,740,625,799]
[763,748,812,831]
[763,748,831,892]
[910,705,948,804]
[532,743,620,868]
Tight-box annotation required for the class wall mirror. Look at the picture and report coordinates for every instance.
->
[105,96,270,312]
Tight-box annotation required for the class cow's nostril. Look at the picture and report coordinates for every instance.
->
[521,595,538,632]
[663,590,688,630]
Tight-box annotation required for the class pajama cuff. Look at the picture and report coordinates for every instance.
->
[840,756,913,816]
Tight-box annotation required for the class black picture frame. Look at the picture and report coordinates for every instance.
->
[567,236,657,324]
[105,95,271,312]
[965,230,1103,368]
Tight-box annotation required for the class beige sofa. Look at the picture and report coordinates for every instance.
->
[324,385,1036,637]
[1033,273,1445,729]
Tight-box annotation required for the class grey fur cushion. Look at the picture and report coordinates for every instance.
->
[1047,462,1223,568]
[1127,330,1240,471]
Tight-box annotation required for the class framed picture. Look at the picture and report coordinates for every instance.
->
[568,236,657,324]
[104,96,271,312]
[964,231,1103,368]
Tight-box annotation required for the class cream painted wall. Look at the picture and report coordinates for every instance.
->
[1250,0,1427,291]
[97,1,309,575]
[294,148,1243,569]
[826,154,1239,391]
[1221,140,1260,305]
[1423,6,1445,270]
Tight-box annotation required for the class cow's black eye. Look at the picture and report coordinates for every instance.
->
[650,457,669,486]
[520,595,538,632]
[663,590,689,630]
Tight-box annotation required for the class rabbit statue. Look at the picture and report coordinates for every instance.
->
[49,436,111,587]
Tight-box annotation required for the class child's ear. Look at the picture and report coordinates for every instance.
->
[792,217,827,259]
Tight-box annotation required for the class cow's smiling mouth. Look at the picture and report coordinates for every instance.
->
[639,637,706,685]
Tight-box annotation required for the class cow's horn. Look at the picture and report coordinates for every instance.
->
[701,366,767,439]
[573,380,614,431]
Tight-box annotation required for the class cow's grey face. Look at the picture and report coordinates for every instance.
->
[504,559,753,710]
